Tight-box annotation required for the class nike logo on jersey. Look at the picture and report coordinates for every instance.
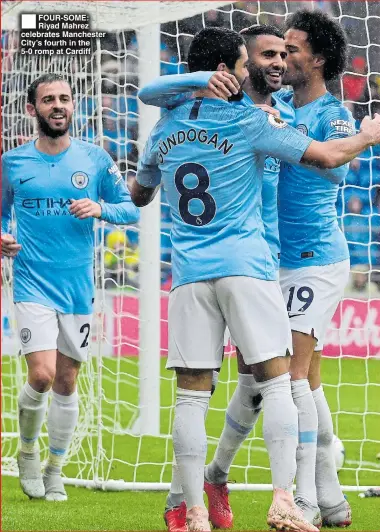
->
[288,313,305,318]
[20,177,36,185]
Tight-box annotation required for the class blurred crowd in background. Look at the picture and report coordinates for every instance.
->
[2,1,380,295]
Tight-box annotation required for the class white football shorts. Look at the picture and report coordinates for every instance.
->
[279,259,350,351]
[167,276,292,369]
[15,302,92,362]
[223,270,280,348]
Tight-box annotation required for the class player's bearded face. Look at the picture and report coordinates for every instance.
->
[33,81,74,138]
[248,62,285,95]
[35,105,73,138]
[246,35,286,94]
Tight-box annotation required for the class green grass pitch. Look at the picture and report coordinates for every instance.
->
[2,355,380,531]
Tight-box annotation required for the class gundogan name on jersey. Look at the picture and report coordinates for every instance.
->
[158,129,233,163]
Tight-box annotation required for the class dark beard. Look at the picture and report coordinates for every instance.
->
[36,110,71,138]
[249,68,272,95]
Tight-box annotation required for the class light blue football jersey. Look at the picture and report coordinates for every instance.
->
[137,98,311,289]
[2,139,140,314]
[138,73,296,268]
[262,91,295,267]
[278,91,355,268]
[237,92,295,268]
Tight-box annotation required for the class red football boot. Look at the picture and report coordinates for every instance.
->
[164,501,188,532]
[204,481,233,529]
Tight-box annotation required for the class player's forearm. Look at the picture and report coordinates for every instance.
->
[302,132,373,172]
[100,202,140,225]
[138,72,213,109]
[130,181,160,207]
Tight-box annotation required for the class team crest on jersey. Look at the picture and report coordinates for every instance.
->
[296,124,308,136]
[268,114,287,129]
[71,172,89,189]
[20,328,31,344]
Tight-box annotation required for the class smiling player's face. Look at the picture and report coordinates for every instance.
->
[30,81,74,138]
[246,34,287,95]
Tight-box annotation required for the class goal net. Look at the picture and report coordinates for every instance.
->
[2,0,380,492]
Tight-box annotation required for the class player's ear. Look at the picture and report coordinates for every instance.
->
[313,54,325,70]
[26,103,36,117]
[216,63,228,72]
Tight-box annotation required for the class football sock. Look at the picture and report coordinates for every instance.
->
[291,379,318,506]
[166,454,185,510]
[256,373,298,493]
[205,373,262,484]
[167,375,219,510]
[313,385,345,508]
[173,388,210,509]
[18,382,49,454]
[47,390,79,470]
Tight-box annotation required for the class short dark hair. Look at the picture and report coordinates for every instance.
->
[187,27,245,72]
[240,24,284,43]
[285,9,347,81]
[27,74,73,106]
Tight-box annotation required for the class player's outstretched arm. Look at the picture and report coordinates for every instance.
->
[301,114,380,171]
[298,106,356,184]
[138,71,239,109]
[241,108,380,173]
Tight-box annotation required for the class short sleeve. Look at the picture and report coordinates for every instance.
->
[239,108,313,165]
[319,105,356,141]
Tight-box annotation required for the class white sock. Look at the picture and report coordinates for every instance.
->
[291,379,318,506]
[313,385,344,508]
[257,373,298,493]
[206,373,262,484]
[47,390,79,470]
[167,380,217,510]
[172,388,210,509]
[166,454,184,510]
[18,382,49,453]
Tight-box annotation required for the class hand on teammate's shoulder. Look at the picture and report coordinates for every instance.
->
[207,71,239,100]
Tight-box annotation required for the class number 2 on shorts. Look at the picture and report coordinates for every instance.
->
[80,323,91,348]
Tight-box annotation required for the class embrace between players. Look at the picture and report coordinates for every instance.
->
[2,7,380,532]
[132,10,380,532]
